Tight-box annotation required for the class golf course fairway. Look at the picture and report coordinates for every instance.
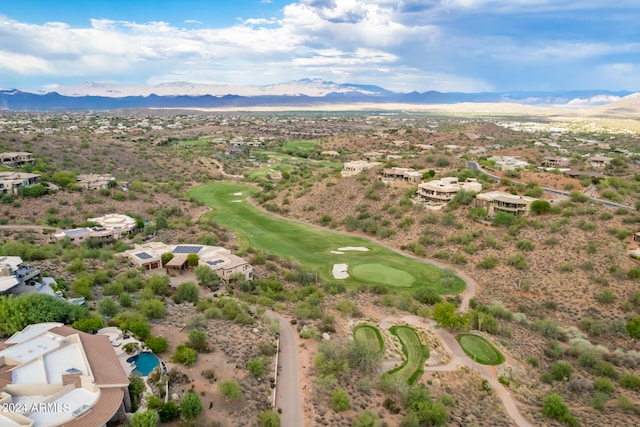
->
[188,182,465,294]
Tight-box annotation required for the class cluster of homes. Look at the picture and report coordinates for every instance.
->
[340,160,540,216]
[53,214,139,245]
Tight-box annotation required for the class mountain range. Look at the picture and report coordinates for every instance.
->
[0,79,636,112]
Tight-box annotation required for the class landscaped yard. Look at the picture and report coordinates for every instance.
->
[353,324,384,353]
[456,334,505,365]
[188,182,465,294]
[385,325,429,385]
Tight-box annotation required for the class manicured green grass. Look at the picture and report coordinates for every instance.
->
[456,334,505,365]
[177,139,210,147]
[353,325,384,353]
[351,264,415,287]
[283,140,317,154]
[385,326,429,385]
[188,182,465,294]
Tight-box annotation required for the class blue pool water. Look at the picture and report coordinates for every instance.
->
[127,352,160,376]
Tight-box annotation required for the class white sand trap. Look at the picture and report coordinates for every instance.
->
[231,200,243,202]
[330,251,345,254]
[232,192,243,196]
[332,264,349,279]
[337,247,369,252]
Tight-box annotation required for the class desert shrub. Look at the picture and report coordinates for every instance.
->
[145,336,168,354]
[593,377,615,394]
[592,360,618,379]
[548,362,574,382]
[531,319,562,339]
[329,387,351,412]
[620,373,640,390]
[542,393,578,426]
[173,282,199,304]
[476,255,499,269]
[172,345,197,366]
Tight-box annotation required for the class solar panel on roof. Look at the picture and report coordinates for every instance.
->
[206,259,225,266]
[65,228,90,235]
[135,252,153,260]
[172,245,203,254]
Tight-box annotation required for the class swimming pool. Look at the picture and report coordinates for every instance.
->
[127,352,160,376]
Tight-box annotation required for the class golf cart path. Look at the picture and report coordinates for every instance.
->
[386,314,533,427]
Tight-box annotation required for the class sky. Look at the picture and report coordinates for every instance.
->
[1,0,639,93]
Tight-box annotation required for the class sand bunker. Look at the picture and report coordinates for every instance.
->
[232,192,243,196]
[332,264,349,279]
[330,251,345,254]
[231,200,243,203]
[337,247,369,252]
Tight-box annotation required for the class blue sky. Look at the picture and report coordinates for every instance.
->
[1,0,638,93]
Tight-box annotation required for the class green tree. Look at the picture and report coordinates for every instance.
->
[547,361,574,382]
[131,410,159,427]
[258,410,281,427]
[146,274,169,296]
[353,410,382,427]
[531,200,551,215]
[187,329,209,352]
[493,212,516,226]
[172,345,197,366]
[194,265,220,291]
[626,317,640,338]
[329,387,351,412]
[247,358,266,376]
[161,252,174,266]
[158,401,180,423]
[180,392,203,420]
[145,336,169,354]
[432,302,468,331]
[219,379,244,402]
[137,299,166,320]
[173,282,199,304]
[129,320,151,340]
[128,374,146,412]
[72,317,103,333]
[186,253,200,268]
[542,393,578,426]
[403,384,448,426]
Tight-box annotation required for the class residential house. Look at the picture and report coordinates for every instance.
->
[0,172,41,195]
[53,214,138,244]
[0,256,41,293]
[541,156,570,168]
[0,152,34,167]
[473,191,537,217]
[416,177,483,208]
[341,160,383,177]
[488,156,530,171]
[588,155,614,168]
[75,174,116,190]
[379,167,422,183]
[0,323,129,427]
[123,242,253,281]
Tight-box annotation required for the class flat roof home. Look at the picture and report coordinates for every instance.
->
[541,156,570,168]
[75,174,116,191]
[0,152,34,167]
[588,155,614,168]
[416,177,483,209]
[124,242,253,281]
[0,172,41,195]
[53,214,138,244]
[0,322,129,427]
[379,167,423,184]
[341,160,383,177]
[488,156,530,171]
[0,256,41,294]
[473,191,537,217]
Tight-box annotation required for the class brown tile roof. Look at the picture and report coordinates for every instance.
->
[60,387,124,427]
[49,326,129,387]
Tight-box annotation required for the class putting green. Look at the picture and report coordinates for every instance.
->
[351,264,415,287]
[187,182,466,294]
[385,325,429,385]
[456,334,505,365]
[353,324,384,353]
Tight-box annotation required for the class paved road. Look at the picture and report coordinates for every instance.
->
[265,311,303,427]
[466,161,635,210]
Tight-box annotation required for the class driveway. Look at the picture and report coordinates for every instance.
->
[265,311,303,427]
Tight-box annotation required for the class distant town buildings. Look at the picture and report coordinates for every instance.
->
[341,160,383,177]
[541,156,570,168]
[416,177,483,209]
[0,322,129,426]
[473,191,537,217]
[588,155,614,168]
[123,242,253,282]
[0,172,41,195]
